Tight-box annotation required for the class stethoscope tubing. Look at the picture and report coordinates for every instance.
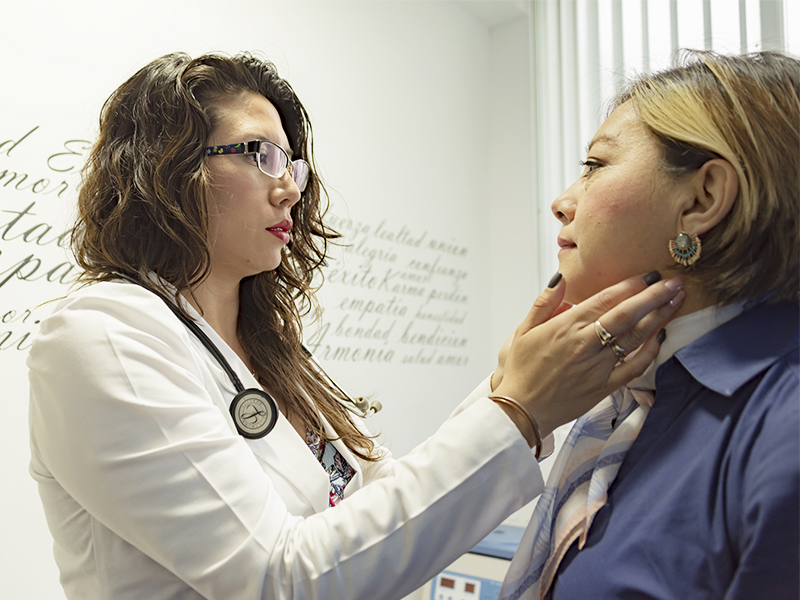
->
[115,275,379,436]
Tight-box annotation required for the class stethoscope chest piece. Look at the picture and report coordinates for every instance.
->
[117,275,285,440]
[230,389,279,439]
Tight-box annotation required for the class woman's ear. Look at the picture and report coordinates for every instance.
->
[679,158,739,235]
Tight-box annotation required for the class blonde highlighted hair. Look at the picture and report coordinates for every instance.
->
[615,50,800,305]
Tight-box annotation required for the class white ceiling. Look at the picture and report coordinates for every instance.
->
[454,0,530,29]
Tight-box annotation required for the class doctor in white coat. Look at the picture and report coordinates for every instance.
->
[28,52,685,600]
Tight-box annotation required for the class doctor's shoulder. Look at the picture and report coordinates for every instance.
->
[28,278,193,366]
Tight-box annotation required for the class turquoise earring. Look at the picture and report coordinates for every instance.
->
[669,232,701,266]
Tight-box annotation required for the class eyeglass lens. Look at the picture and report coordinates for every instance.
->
[258,142,310,192]
[292,161,310,192]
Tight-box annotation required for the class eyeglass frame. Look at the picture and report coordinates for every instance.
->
[204,140,310,192]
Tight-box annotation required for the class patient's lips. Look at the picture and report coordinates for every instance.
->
[557,236,576,254]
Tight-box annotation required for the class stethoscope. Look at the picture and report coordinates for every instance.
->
[121,277,381,439]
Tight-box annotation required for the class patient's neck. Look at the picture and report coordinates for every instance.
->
[668,279,716,321]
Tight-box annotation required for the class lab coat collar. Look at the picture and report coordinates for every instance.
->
[179,282,365,513]
[185,306,333,514]
[132,273,363,513]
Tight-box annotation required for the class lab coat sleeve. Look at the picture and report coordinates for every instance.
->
[355,373,555,486]
[449,375,555,459]
[28,286,544,600]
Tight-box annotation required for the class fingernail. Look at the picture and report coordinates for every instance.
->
[547,271,563,288]
[643,271,661,285]
[664,277,684,293]
[669,289,686,307]
[657,328,667,344]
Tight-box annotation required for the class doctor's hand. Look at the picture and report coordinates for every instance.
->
[491,272,572,393]
[491,271,685,444]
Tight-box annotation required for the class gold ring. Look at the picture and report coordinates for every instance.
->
[594,321,615,346]
[609,340,627,362]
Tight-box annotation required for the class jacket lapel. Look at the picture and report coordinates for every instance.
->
[187,316,331,515]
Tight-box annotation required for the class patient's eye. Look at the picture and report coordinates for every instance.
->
[580,159,602,175]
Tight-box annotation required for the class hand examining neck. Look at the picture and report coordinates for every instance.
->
[664,281,715,320]
[490,272,686,445]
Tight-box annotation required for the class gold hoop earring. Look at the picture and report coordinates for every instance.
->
[669,231,701,266]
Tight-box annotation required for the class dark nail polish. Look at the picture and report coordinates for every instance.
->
[643,271,662,285]
[547,271,563,288]
[657,328,667,344]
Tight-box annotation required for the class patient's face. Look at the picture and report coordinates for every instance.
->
[550,102,688,304]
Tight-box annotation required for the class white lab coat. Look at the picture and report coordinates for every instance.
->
[28,280,545,600]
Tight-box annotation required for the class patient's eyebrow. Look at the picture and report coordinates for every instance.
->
[585,134,620,154]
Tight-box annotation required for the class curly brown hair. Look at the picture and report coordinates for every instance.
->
[72,52,379,460]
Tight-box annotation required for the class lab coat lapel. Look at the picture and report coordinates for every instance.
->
[200,354,331,513]
[311,389,365,498]
[247,411,331,514]
[186,316,331,515]
[142,277,332,514]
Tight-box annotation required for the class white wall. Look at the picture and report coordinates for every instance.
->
[0,1,535,597]
[487,14,542,355]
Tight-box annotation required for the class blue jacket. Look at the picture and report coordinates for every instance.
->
[551,301,800,600]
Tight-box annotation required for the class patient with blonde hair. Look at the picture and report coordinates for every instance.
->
[501,50,800,600]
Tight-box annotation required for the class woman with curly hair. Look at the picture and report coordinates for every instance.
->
[27,52,683,600]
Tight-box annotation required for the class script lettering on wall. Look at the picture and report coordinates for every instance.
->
[0,125,86,352]
[306,214,471,367]
[0,126,473,369]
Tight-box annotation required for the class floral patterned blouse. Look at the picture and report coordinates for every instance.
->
[305,428,356,507]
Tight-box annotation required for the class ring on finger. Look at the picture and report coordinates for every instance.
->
[609,340,627,362]
[594,321,616,346]
[595,321,626,362]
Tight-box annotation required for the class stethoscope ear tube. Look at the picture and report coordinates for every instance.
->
[301,346,382,418]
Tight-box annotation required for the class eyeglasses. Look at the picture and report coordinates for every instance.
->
[205,140,310,192]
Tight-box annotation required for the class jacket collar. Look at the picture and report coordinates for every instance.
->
[137,273,364,512]
[669,301,799,397]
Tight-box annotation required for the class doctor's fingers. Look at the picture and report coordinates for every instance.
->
[576,271,683,337]
[583,276,685,376]
[512,272,569,337]
[492,275,567,391]
[609,284,685,353]
[605,331,664,390]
